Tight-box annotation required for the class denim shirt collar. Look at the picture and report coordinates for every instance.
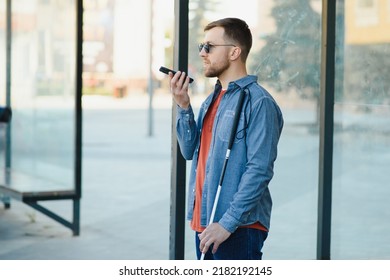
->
[215,75,258,93]
[206,75,258,112]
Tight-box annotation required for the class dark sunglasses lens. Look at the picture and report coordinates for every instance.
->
[198,43,210,53]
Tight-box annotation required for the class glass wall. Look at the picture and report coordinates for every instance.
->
[184,0,390,260]
[9,0,76,188]
[185,0,322,259]
[2,0,389,260]
[332,0,390,259]
[0,0,6,164]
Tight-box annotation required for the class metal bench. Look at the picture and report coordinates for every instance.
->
[0,168,80,235]
[0,105,81,236]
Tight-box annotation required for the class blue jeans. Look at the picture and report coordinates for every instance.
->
[195,228,268,260]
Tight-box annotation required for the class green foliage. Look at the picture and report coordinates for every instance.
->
[342,44,390,106]
[188,0,221,76]
[250,0,321,100]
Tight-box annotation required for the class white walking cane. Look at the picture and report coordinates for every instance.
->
[200,88,247,260]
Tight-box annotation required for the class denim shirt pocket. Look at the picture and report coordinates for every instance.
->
[216,110,245,144]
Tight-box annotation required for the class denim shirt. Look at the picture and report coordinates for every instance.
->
[176,75,283,233]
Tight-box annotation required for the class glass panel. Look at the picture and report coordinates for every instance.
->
[0,0,6,163]
[332,0,390,259]
[0,0,5,102]
[10,0,76,190]
[186,0,321,259]
[81,0,174,259]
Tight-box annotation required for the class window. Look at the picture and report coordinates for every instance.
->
[355,0,379,26]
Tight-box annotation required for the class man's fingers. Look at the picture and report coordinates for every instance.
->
[200,239,212,254]
[198,232,207,252]
[211,241,220,254]
[198,223,231,255]
[200,235,220,255]
[170,71,189,89]
[169,71,180,88]
[178,71,187,85]
[169,71,191,109]
[199,231,215,254]
[183,76,190,90]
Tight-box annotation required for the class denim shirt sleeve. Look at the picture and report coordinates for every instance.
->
[218,96,283,233]
[176,104,199,160]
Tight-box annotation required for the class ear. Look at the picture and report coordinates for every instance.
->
[230,47,242,61]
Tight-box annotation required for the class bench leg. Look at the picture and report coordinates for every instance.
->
[1,195,11,209]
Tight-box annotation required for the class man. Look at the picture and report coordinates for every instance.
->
[169,17,283,260]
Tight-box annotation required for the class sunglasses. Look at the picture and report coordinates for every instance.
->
[198,43,236,53]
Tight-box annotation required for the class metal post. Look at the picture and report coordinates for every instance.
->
[317,0,336,260]
[73,0,83,236]
[147,0,154,137]
[169,0,188,260]
[2,0,12,209]
[5,0,12,169]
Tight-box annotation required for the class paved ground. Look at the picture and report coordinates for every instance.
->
[1,92,389,260]
[0,93,197,260]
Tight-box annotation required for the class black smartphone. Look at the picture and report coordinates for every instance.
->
[159,66,194,83]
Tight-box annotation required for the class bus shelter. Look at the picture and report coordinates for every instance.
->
[0,0,83,235]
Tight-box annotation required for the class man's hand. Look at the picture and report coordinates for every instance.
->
[198,223,231,254]
[169,71,191,109]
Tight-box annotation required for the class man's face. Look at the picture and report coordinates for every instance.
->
[199,27,234,78]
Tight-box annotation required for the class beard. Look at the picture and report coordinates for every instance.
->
[203,59,230,78]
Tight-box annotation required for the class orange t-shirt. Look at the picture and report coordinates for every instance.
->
[191,89,267,233]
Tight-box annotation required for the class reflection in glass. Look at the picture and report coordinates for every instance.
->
[187,0,321,259]
[0,0,6,166]
[10,0,76,189]
[332,0,390,259]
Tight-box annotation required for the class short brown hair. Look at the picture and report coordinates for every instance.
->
[204,17,252,62]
